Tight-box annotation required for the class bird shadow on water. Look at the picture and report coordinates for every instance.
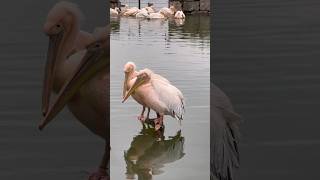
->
[123,119,185,180]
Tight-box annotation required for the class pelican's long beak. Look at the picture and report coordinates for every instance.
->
[122,76,144,103]
[38,47,108,131]
[123,73,129,98]
[42,31,63,116]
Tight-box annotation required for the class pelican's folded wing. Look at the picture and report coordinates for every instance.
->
[152,78,185,120]
[211,83,241,180]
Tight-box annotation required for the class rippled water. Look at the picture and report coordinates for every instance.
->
[110,15,210,179]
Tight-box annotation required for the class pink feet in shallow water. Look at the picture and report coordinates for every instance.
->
[154,117,163,131]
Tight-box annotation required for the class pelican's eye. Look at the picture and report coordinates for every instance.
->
[51,24,63,34]
[88,42,102,51]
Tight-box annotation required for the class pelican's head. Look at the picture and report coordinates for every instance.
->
[43,1,82,36]
[122,69,152,103]
[39,26,109,131]
[124,62,136,73]
[41,2,83,115]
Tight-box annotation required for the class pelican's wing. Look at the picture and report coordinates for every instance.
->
[211,83,241,180]
[152,73,171,84]
[151,78,184,120]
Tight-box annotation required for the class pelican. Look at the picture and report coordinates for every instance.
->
[122,7,140,17]
[135,8,150,19]
[174,10,185,19]
[148,12,165,19]
[211,83,241,180]
[159,6,176,18]
[123,62,151,121]
[40,2,109,179]
[42,1,94,115]
[145,2,156,13]
[123,69,184,130]
[110,7,120,17]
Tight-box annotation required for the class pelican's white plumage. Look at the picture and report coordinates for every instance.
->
[174,10,185,19]
[148,12,165,19]
[151,73,185,120]
[123,7,139,16]
[136,8,149,18]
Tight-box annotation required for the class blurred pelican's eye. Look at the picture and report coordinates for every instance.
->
[88,42,102,51]
[51,24,63,34]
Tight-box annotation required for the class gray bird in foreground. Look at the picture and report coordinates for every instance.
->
[211,83,241,180]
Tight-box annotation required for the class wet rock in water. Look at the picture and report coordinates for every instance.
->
[183,1,200,13]
[200,0,210,12]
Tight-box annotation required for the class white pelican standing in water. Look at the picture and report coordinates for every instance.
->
[123,62,164,121]
[123,69,184,130]
[39,2,109,180]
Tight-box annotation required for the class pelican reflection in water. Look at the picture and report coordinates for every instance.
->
[124,121,185,180]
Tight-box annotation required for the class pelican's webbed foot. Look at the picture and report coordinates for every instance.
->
[154,116,164,131]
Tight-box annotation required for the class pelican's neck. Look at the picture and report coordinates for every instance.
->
[126,71,137,89]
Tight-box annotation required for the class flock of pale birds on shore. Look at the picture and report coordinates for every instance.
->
[110,4,186,19]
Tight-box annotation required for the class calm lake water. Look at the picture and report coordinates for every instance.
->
[110,15,210,179]
[214,0,320,179]
[0,1,106,179]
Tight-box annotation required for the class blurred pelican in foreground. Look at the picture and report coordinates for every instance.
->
[211,83,241,180]
[123,68,184,130]
[125,124,184,180]
[42,1,95,115]
[39,2,109,180]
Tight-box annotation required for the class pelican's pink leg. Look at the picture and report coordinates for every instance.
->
[146,108,150,119]
[154,114,164,131]
[138,106,146,121]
